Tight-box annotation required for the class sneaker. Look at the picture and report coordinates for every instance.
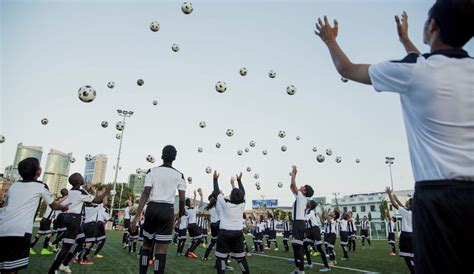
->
[94,254,104,259]
[246,252,252,257]
[326,254,330,258]
[80,259,94,265]
[225,265,234,271]
[59,264,72,273]
[148,259,155,265]
[29,248,37,255]
[122,243,128,249]
[49,244,58,252]
[328,261,337,267]
[305,263,313,269]
[274,248,279,251]
[202,257,209,261]
[312,252,320,257]
[341,257,348,261]
[41,248,54,255]
[72,258,81,264]
[201,243,206,248]
[319,267,331,272]
[389,252,397,256]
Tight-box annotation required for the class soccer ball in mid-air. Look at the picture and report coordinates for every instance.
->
[286,85,296,95]
[198,147,203,153]
[255,182,260,187]
[181,2,193,14]
[137,174,143,180]
[150,21,160,32]
[278,182,283,188]
[249,140,256,147]
[278,130,286,138]
[341,77,348,83]
[101,121,108,128]
[0,135,4,143]
[316,154,325,163]
[85,154,92,161]
[137,79,144,86]
[136,168,142,174]
[262,150,268,155]
[205,167,212,174]
[69,157,76,163]
[246,167,251,172]
[244,147,249,153]
[281,145,287,152]
[41,118,48,125]
[335,157,342,163]
[187,177,192,183]
[153,100,158,106]
[116,133,122,140]
[312,147,318,152]
[107,81,115,89]
[239,67,248,76]
[256,185,261,191]
[326,149,333,156]
[146,155,155,163]
[296,136,301,141]
[116,121,125,131]
[216,142,221,148]
[199,121,206,128]
[356,159,360,164]
[268,70,276,78]
[237,149,243,156]
[215,81,227,93]
[78,85,96,103]
[254,173,259,179]
[172,44,180,52]
[226,129,234,137]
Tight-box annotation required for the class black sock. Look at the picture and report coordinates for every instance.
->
[352,239,356,251]
[123,233,129,244]
[237,258,250,274]
[303,242,312,265]
[328,246,335,261]
[82,246,91,260]
[129,240,132,253]
[292,244,304,271]
[391,243,396,253]
[63,242,82,266]
[31,236,40,248]
[133,241,137,253]
[139,248,151,274]
[404,257,415,274]
[153,254,166,274]
[203,239,216,259]
[52,231,64,246]
[94,239,106,255]
[43,237,51,249]
[367,238,371,246]
[216,258,226,274]
[362,238,365,246]
[48,243,72,274]
[341,245,348,258]
[178,239,186,254]
[283,239,289,251]
[315,244,329,268]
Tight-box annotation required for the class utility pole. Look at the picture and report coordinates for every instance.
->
[385,157,395,190]
[333,192,340,210]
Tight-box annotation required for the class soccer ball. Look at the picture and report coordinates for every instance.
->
[150,21,160,32]
[244,147,249,153]
[110,190,117,196]
[137,79,144,86]
[239,67,248,76]
[85,154,92,161]
[286,85,296,95]
[181,2,193,14]
[41,118,48,125]
[101,121,108,128]
[116,121,125,131]
[278,182,283,188]
[356,159,361,164]
[78,85,97,103]
[187,177,193,183]
[249,140,256,147]
[136,168,142,174]
[281,145,287,152]
[255,182,260,187]
[254,173,259,179]
[116,133,122,139]
[153,100,158,106]
[335,157,342,163]
[326,149,333,156]
[246,167,251,172]
[226,129,234,137]
[198,147,203,153]
[0,135,5,143]
[197,188,202,194]
[137,174,143,180]
[316,154,325,163]
[146,155,155,163]
[268,70,276,78]
[172,44,180,52]
[107,81,115,89]
[215,81,227,93]
[262,150,268,155]
[205,167,212,174]
[216,142,221,148]
[341,77,348,83]
[312,147,318,152]
[278,130,286,138]
[69,157,75,163]
[296,136,301,141]
[256,186,261,191]
[237,149,243,156]
[199,121,206,128]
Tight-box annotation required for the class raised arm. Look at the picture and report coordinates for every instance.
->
[384,187,399,210]
[199,190,204,208]
[395,11,421,54]
[236,172,245,196]
[213,171,220,196]
[315,16,371,85]
[230,177,236,189]
[290,165,298,195]
[393,194,406,209]
[92,184,112,204]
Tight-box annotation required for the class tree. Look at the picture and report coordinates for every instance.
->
[368,212,372,221]
[101,183,135,209]
[379,200,389,220]
[355,213,360,224]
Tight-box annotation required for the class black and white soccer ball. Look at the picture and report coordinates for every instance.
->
[199,121,206,128]
[137,79,144,86]
[254,173,259,179]
[110,190,117,196]
[101,121,108,128]
[281,145,287,152]
[244,147,249,153]
[153,100,158,106]
[205,167,212,174]
[137,174,143,180]
[136,168,142,174]
[107,81,115,89]
[239,67,248,76]
[316,154,325,163]
[296,136,301,141]
[255,182,260,187]
[286,85,296,95]
[146,155,155,163]
[262,150,268,155]
[246,167,251,172]
[69,157,76,163]
[268,70,276,79]
[85,154,92,161]
[181,2,193,14]
[226,129,234,137]
[356,159,360,164]
[78,85,97,103]
[278,130,286,138]
[198,147,203,153]
[256,185,261,191]
[41,118,49,125]
[326,149,333,156]
[116,121,125,131]
[215,81,227,93]
[0,135,5,144]
[341,77,348,83]
[312,147,318,152]
[216,142,221,148]
[249,140,256,147]
[150,21,160,32]
[172,44,180,52]
[278,182,283,188]
[116,133,122,139]
[187,177,193,183]
[335,157,342,163]
[237,149,243,156]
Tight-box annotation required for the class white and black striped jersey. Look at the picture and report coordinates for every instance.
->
[324,219,337,234]
[304,209,318,228]
[256,221,266,233]
[388,220,396,233]
[360,220,370,230]
[339,219,348,232]
[267,218,277,231]
[348,220,356,233]
[292,191,307,221]
[197,216,208,230]
[282,221,291,232]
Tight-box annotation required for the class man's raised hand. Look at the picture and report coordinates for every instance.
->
[395,11,410,43]
[315,16,339,44]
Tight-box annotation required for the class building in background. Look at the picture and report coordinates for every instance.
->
[8,143,43,182]
[84,154,107,184]
[0,175,12,205]
[43,149,72,197]
[128,173,145,197]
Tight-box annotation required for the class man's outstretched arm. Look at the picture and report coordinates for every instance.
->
[395,11,421,54]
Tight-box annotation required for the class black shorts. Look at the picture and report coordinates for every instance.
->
[215,230,245,259]
[82,222,98,243]
[63,213,84,244]
[210,222,219,239]
[254,232,263,242]
[339,231,349,245]
[202,228,208,236]
[268,230,277,241]
[96,222,106,241]
[305,226,323,245]
[324,233,336,248]
[139,222,144,241]
[388,232,395,244]
[124,218,130,229]
[37,218,52,235]
[178,228,187,240]
[361,230,369,238]
[128,226,139,241]
[399,232,413,258]
[53,213,66,232]
[349,231,356,238]
[187,224,203,239]
[0,233,31,271]
[291,220,306,246]
[283,231,291,240]
[142,202,174,243]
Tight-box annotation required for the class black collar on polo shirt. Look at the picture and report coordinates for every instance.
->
[423,48,471,59]
[19,179,43,183]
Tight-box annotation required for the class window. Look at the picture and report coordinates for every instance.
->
[368,197,373,201]
[343,206,348,212]
[360,205,366,212]
[359,198,364,201]
[351,206,356,212]
[350,199,354,202]
[370,205,376,212]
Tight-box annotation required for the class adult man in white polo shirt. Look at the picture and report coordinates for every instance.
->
[131,145,186,274]
[315,1,473,273]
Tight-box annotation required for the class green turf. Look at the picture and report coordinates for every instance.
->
[26,230,408,273]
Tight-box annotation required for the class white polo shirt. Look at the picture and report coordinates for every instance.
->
[292,191,307,221]
[66,188,94,214]
[0,181,54,237]
[399,207,413,233]
[216,194,245,231]
[209,207,220,223]
[369,49,474,182]
[187,207,197,224]
[144,165,187,204]
[124,206,130,219]
[179,214,188,230]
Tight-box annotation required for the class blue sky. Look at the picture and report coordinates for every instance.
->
[1,0,472,206]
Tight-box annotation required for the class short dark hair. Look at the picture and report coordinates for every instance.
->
[185,198,191,207]
[60,188,68,197]
[162,145,177,163]
[229,188,244,205]
[308,200,317,210]
[303,185,314,197]
[18,157,40,180]
[429,0,474,48]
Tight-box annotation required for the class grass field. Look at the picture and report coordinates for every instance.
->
[26,230,408,273]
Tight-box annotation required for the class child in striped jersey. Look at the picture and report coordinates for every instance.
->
[266,211,279,251]
[347,212,356,252]
[282,215,291,252]
[338,212,350,261]
[387,214,397,256]
[324,210,339,267]
[252,214,266,254]
[128,207,139,254]
[303,200,330,271]
[360,216,371,248]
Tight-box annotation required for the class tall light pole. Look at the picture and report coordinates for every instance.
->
[110,109,134,217]
[385,157,395,190]
[333,192,340,210]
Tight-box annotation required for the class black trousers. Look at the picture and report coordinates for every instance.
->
[413,180,474,274]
